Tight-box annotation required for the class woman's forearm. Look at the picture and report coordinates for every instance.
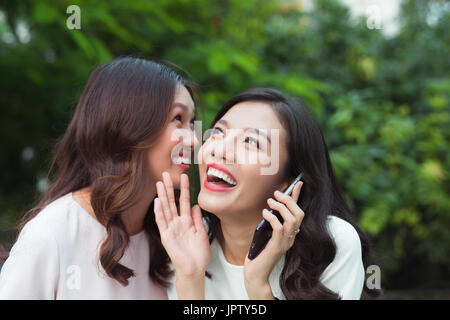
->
[245,279,275,300]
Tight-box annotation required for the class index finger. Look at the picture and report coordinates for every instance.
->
[274,181,304,221]
[291,181,303,203]
[179,173,191,216]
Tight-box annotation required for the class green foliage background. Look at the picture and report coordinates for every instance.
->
[0,0,449,294]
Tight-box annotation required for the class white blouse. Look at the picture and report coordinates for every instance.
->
[0,193,167,300]
[168,215,365,300]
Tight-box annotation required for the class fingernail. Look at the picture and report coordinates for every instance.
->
[274,190,281,196]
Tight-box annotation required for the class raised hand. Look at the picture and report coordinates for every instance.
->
[154,172,211,279]
[243,181,305,299]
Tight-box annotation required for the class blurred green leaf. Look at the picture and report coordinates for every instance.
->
[33,2,59,24]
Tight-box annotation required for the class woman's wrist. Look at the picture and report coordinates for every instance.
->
[175,271,206,300]
[245,279,274,300]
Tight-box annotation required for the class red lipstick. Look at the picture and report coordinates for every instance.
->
[203,163,237,192]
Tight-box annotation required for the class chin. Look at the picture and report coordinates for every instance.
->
[169,171,182,188]
[198,189,229,215]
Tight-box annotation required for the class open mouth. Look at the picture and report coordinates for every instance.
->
[204,164,237,191]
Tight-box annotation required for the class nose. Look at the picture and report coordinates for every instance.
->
[210,132,236,165]
[174,127,199,149]
[183,128,199,149]
[170,127,199,162]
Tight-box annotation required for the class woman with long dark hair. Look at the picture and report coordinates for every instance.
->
[154,88,380,299]
[0,56,197,299]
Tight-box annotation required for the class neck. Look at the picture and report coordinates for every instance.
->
[217,215,260,266]
[121,188,156,236]
[73,183,156,236]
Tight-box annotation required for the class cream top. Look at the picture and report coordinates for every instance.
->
[168,215,365,300]
[0,193,167,300]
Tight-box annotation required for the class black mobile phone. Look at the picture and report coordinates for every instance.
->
[247,173,303,260]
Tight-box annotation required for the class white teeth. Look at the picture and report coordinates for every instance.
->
[207,167,237,186]
[174,157,190,164]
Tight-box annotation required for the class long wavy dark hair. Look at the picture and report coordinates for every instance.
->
[19,56,195,287]
[202,88,381,299]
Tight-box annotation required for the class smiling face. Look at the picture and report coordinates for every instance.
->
[146,84,198,188]
[198,101,290,225]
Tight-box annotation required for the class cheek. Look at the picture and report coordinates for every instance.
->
[165,126,182,147]
[197,142,210,173]
[156,126,182,159]
[243,166,283,201]
[146,148,165,181]
[198,139,213,159]
[248,169,272,192]
[197,143,205,162]
[147,141,171,164]
[145,129,178,173]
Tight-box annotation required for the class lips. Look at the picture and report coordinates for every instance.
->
[174,150,190,171]
[204,163,237,192]
[178,163,189,171]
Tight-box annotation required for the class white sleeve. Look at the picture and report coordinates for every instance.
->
[0,220,60,299]
[319,217,365,300]
[166,264,179,300]
[167,280,178,300]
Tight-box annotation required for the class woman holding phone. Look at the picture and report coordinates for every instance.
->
[154,88,380,300]
[0,57,198,299]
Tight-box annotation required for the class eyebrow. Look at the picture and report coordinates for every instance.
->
[174,102,196,119]
[215,119,228,127]
[214,119,271,144]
